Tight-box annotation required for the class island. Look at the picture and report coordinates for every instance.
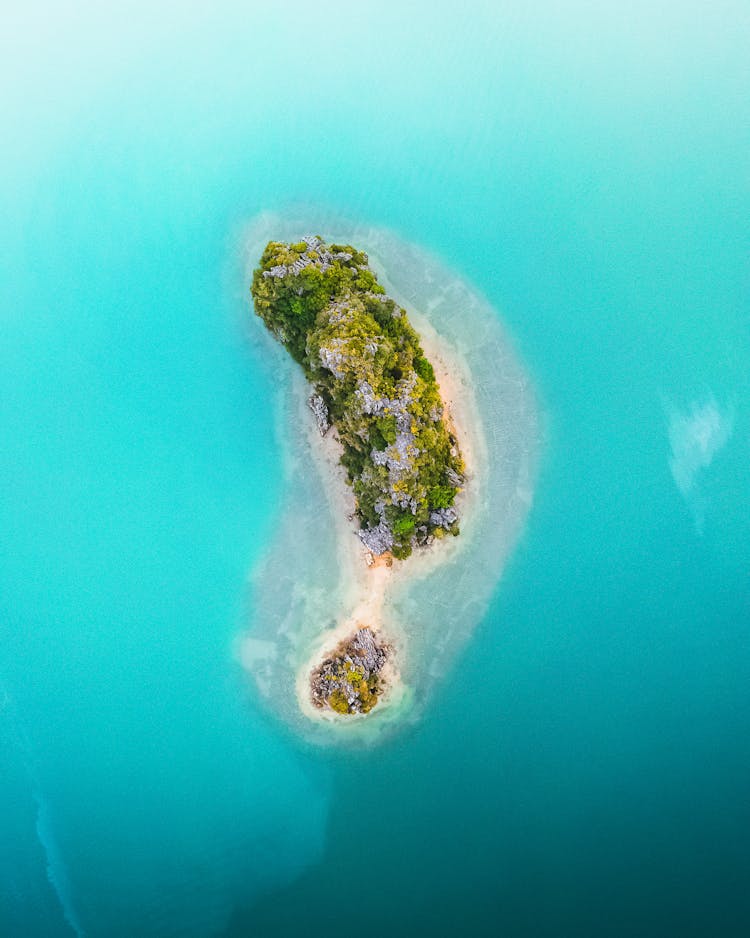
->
[309,627,390,715]
[251,236,465,716]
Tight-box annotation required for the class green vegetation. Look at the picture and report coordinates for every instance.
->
[345,665,380,713]
[327,690,351,715]
[320,664,381,715]
[251,236,464,558]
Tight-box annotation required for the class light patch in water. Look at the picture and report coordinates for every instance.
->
[667,396,733,532]
[238,209,542,746]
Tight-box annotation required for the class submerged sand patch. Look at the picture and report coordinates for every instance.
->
[238,210,540,746]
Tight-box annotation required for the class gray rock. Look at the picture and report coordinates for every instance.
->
[429,506,459,529]
[289,256,311,276]
[446,467,464,487]
[358,519,394,555]
[308,393,330,436]
[309,627,391,714]
[318,340,349,379]
[347,627,390,672]
[262,238,355,280]
[262,264,288,279]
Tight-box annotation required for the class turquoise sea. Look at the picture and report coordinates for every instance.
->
[2,3,749,935]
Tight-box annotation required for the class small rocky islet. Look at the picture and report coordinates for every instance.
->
[251,236,465,716]
[309,628,390,715]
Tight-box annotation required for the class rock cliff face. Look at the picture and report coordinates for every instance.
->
[310,628,391,715]
[251,236,464,560]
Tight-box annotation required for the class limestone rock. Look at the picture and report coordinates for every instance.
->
[310,627,391,715]
[429,506,459,529]
[358,519,394,555]
[308,393,330,436]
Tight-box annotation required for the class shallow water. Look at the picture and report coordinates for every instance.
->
[241,213,539,745]
[2,2,750,936]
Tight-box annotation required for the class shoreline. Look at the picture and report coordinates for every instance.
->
[293,302,483,724]
[239,212,540,745]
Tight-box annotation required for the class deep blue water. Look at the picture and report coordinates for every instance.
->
[2,3,749,935]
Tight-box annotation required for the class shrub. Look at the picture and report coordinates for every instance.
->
[392,514,416,537]
[428,484,456,509]
[414,356,435,382]
[377,414,397,446]
[328,690,350,714]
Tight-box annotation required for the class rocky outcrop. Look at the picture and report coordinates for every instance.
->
[310,627,391,715]
[308,393,330,436]
[262,235,354,280]
[357,519,394,554]
[429,506,459,529]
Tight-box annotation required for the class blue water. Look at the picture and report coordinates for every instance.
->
[2,3,749,935]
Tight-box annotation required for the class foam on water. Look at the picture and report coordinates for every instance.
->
[239,210,541,745]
